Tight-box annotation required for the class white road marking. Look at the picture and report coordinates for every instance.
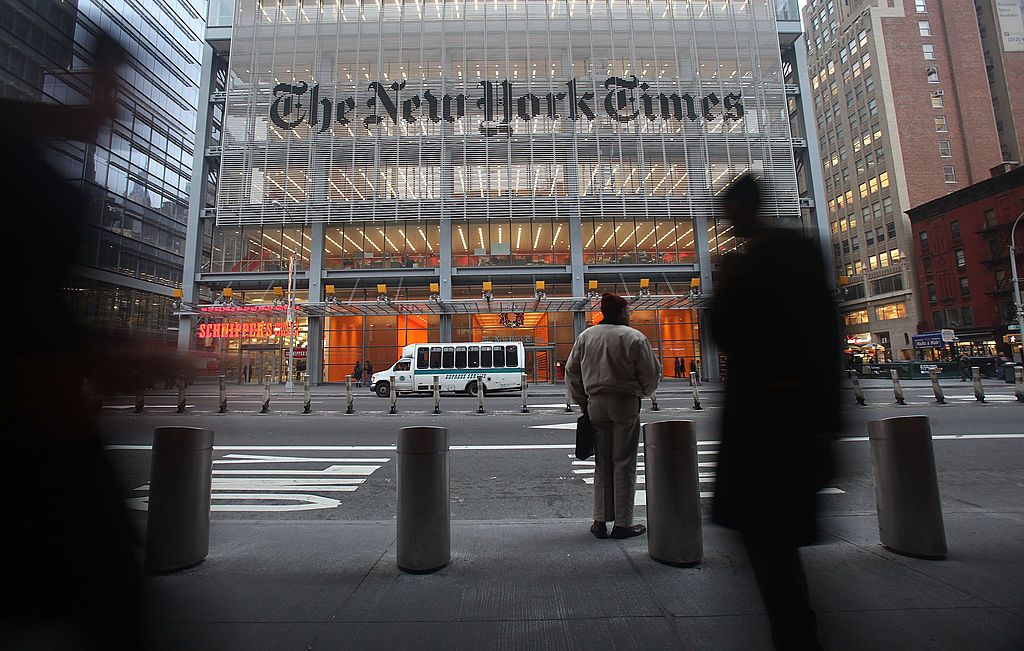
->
[126,493,344,512]
[214,454,390,464]
[104,405,195,410]
[213,465,380,476]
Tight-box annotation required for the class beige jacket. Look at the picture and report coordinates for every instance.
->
[565,323,662,403]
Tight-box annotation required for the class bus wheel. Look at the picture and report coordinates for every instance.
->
[465,382,479,397]
[375,382,391,398]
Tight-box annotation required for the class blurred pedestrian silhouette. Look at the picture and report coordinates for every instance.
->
[566,293,662,540]
[711,174,840,650]
[0,31,182,650]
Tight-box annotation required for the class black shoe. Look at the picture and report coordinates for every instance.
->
[611,524,646,539]
[590,522,608,539]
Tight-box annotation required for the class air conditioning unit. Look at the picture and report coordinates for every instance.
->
[799,197,814,209]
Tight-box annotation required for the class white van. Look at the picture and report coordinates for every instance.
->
[369,342,525,397]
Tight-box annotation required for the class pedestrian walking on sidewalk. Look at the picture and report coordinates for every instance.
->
[565,293,662,540]
[675,357,683,379]
[959,354,969,382]
[711,174,840,651]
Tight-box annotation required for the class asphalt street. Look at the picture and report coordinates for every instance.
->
[99,384,1024,526]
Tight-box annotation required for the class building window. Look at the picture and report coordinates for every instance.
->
[926,67,939,83]
[919,20,931,36]
[871,274,904,294]
[934,115,948,132]
[944,165,957,183]
[852,236,860,252]
[983,208,995,228]
[950,220,960,242]
[961,306,974,326]
[869,254,878,270]
[922,44,935,60]
[919,230,929,250]
[846,283,866,300]
[955,247,965,267]
[932,310,944,328]
[875,302,907,321]
[931,90,944,108]
[867,98,878,116]
[916,0,927,12]
[866,230,874,246]
[938,140,952,157]
[923,257,932,274]
[927,283,937,302]
[959,276,970,296]
[843,309,870,325]
[886,222,897,240]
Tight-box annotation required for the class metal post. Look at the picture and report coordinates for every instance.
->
[929,367,945,404]
[650,390,661,411]
[134,387,144,413]
[177,375,187,413]
[345,375,354,414]
[218,374,227,413]
[285,254,296,393]
[145,426,215,573]
[396,426,450,573]
[891,369,905,405]
[972,366,986,403]
[303,376,311,414]
[867,416,947,559]
[1016,366,1024,403]
[260,376,270,413]
[643,420,702,566]
[521,373,529,414]
[851,372,867,405]
[476,375,485,414]
[564,382,573,413]
[689,372,702,410]
[432,375,441,415]
[389,374,398,414]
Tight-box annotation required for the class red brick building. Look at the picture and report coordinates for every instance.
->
[907,165,1024,359]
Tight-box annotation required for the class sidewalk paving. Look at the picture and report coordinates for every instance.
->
[147,509,1024,650]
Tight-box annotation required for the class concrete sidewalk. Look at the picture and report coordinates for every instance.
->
[146,510,1023,650]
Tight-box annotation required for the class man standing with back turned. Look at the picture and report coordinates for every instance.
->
[566,293,662,540]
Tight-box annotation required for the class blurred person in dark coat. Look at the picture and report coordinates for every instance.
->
[0,32,181,650]
[711,174,840,650]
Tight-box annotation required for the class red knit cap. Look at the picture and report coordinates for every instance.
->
[600,292,628,316]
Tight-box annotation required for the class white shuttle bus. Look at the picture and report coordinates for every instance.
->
[369,342,525,398]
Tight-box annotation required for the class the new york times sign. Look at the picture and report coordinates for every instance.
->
[269,75,745,137]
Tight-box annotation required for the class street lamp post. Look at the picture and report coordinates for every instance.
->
[285,254,296,393]
[1010,211,1024,364]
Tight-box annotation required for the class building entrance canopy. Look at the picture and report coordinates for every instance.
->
[193,294,709,319]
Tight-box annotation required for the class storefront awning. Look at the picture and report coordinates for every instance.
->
[190,293,710,319]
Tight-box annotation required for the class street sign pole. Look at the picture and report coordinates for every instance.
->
[285,254,296,393]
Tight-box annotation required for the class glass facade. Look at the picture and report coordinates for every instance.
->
[185,0,812,383]
[3,0,206,339]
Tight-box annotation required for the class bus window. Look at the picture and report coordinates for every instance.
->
[506,345,519,367]
[442,346,455,368]
[455,346,467,368]
[468,346,479,368]
[481,345,493,368]
[416,347,430,369]
[429,346,442,369]
[492,346,505,368]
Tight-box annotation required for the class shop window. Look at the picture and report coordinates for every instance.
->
[874,302,906,321]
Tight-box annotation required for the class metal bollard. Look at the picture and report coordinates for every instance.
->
[521,373,529,414]
[972,367,986,403]
[867,416,947,559]
[891,369,905,405]
[345,375,354,414]
[650,390,661,412]
[476,375,485,414]
[643,420,703,566]
[176,376,187,413]
[564,382,573,413]
[145,427,214,573]
[1016,366,1024,403]
[134,388,144,413]
[432,376,441,415]
[389,374,398,414]
[303,376,311,414]
[689,372,702,410]
[218,374,227,413]
[851,372,867,406]
[396,426,450,573]
[929,367,945,404]
[260,376,271,413]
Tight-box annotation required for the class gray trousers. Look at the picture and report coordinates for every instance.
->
[589,393,642,527]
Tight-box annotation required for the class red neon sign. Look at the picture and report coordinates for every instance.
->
[197,322,298,339]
